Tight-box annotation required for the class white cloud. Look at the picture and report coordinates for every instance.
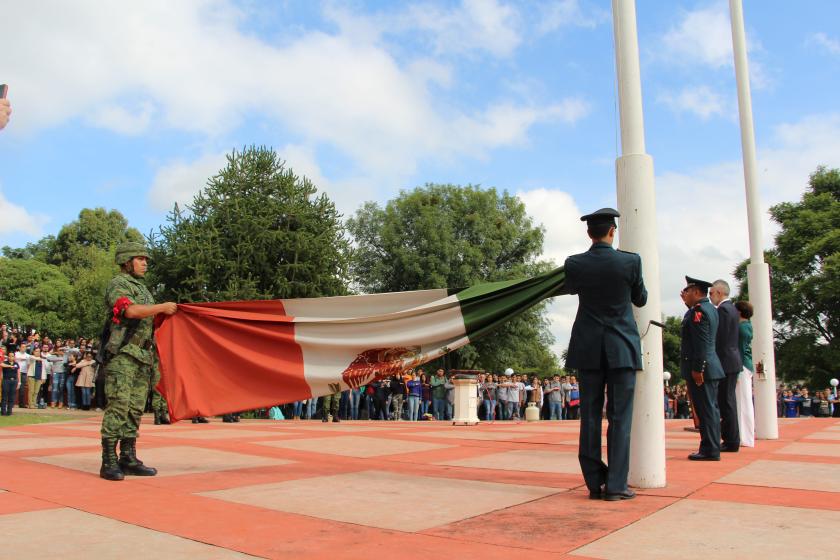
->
[810,32,840,56]
[402,0,522,58]
[536,0,609,35]
[148,151,229,211]
[0,186,49,237]
[88,102,156,135]
[658,86,729,120]
[661,2,734,69]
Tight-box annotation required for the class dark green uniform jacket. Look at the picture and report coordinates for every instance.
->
[680,298,725,381]
[563,242,648,370]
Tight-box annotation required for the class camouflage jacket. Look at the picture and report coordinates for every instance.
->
[104,273,155,366]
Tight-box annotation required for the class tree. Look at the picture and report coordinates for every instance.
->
[0,258,75,336]
[149,146,350,302]
[347,183,559,373]
[734,166,840,387]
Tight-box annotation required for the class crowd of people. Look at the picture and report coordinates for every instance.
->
[0,326,105,415]
[284,369,584,422]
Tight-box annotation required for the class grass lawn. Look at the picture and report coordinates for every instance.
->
[0,412,99,428]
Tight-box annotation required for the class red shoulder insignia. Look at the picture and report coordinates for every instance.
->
[112,297,133,324]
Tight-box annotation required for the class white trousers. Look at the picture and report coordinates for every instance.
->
[735,366,755,447]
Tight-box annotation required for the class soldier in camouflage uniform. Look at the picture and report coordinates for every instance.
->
[100,242,177,481]
[321,392,341,423]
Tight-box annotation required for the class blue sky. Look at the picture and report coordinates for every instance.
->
[1,0,839,356]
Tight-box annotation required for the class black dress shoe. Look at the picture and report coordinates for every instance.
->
[688,452,720,461]
[604,489,636,501]
[588,485,604,500]
[720,444,740,452]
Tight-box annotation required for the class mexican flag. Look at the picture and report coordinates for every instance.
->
[155,267,565,421]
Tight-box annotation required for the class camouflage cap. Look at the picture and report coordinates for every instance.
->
[114,241,150,265]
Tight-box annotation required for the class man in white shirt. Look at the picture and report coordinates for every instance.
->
[14,345,30,407]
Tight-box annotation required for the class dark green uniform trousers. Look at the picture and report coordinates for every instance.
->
[578,367,636,494]
[687,378,721,457]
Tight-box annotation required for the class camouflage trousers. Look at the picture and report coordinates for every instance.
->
[322,392,340,418]
[101,354,153,440]
[150,368,167,414]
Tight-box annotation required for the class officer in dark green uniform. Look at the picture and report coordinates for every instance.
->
[562,208,647,501]
[99,242,177,481]
[680,276,725,461]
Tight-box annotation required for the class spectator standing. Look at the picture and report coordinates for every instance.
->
[481,375,497,421]
[546,374,564,420]
[1,352,20,416]
[65,353,79,409]
[407,371,422,421]
[799,388,813,417]
[567,376,580,420]
[14,344,30,407]
[431,369,447,420]
[26,347,51,408]
[349,384,362,420]
[420,373,431,417]
[47,346,66,408]
[444,373,455,421]
[390,372,406,421]
[73,351,96,410]
[782,390,800,418]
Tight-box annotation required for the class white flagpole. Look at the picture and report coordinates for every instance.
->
[612,0,666,488]
[729,0,778,439]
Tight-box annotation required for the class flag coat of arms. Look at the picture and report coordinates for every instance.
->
[155,267,565,420]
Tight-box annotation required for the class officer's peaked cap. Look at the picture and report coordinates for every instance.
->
[580,207,620,226]
[684,276,713,292]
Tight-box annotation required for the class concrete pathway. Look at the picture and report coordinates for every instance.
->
[0,414,837,559]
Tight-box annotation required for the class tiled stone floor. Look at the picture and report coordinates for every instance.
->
[0,414,838,559]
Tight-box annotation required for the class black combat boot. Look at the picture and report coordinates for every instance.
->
[159,411,171,425]
[154,412,161,425]
[100,438,125,481]
[118,438,157,476]
[222,414,234,423]
[332,414,340,423]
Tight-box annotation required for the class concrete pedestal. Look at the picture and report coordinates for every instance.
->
[452,378,480,425]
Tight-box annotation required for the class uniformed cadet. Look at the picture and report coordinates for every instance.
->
[321,391,341,423]
[100,242,177,481]
[562,208,647,501]
[680,276,725,461]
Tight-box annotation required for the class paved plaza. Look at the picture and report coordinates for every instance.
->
[0,415,837,559]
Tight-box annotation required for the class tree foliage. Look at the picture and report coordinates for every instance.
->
[347,183,559,373]
[734,166,840,387]
[0,258,75,336]
[1,208,140,337]
[149,146,350,302]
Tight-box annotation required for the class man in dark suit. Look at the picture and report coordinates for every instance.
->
[562,208,647,501]
[710,279,743,452]
[680,276,725,461]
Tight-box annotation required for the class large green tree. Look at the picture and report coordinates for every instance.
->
[0,258,75,336]
[735,166,840,387]
[2,208,144,337]
[347,183,559,373]
[149,146,350,302]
